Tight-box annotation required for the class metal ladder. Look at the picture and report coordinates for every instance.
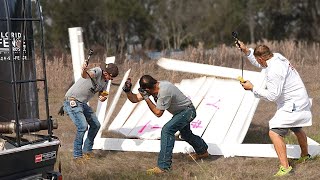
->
[0,0,54,147]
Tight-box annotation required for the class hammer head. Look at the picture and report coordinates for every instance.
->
[232,31,238,39]
[88,49,94,55]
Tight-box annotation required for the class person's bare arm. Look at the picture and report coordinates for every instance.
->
[81,62,94,79]
[122,78,143,103]
[125,91,143,103]
[138,88,164,117]
[144,98,164,117]
[237,40,250,55]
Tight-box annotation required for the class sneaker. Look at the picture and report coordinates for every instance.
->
[146,167,167,175]
[83,152,95,160]
[295,154,311,164]
[188,151,209,160]
[274,165,293,177]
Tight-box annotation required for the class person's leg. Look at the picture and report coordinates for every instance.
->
[180,124,208,154]
[63,100,88,158]
[82,103,101,153]
[157,108,192,170]
[179,107,207,154]
[269,130,289,168]
[291,127,309,157]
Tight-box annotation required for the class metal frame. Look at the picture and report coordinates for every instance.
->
[0,0,53,147]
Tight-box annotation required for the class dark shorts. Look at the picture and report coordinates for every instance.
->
[270,127,302,137]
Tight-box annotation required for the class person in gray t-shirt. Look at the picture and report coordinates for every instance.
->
[62,61,118,161]
[123,75,208,174]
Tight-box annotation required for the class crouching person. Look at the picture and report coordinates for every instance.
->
[122,75,209,174]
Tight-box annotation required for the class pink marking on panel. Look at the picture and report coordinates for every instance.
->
[206,99,221,109]
[151,126,161,129]
[191,119,202,128]
[138,120,151,133]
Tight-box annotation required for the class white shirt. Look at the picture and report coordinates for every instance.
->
[247,48,312,128]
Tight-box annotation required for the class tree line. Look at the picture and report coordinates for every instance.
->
[40,0,320,57]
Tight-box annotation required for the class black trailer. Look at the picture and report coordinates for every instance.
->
[0,0,61,179]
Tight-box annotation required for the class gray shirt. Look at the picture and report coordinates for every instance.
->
[65,67,108,103]
[156,81,192,115]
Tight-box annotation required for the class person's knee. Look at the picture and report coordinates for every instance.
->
[161,125,170,134]
[292,128,307,141]
[77,124,88,132]
[92,121,101,129]
[96,122,101,129]
[270,128,288,137]
[161,125,175,136]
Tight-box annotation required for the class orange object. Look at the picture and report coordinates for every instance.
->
[101,91,109,96]
[237,76,245,83]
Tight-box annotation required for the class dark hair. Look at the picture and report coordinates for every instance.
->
[100,63,119,77]
[139,75,157,89]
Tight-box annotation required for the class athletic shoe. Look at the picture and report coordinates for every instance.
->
[274,165,293,177]
[188,151,209,160]
[295,154,311,164]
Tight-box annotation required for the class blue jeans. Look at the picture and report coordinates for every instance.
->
[63,100,101,158]
[158,105,208,170]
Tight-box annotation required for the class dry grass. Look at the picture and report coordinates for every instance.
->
[44,40,320,179]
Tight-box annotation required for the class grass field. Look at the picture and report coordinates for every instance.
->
[46,40,320,179]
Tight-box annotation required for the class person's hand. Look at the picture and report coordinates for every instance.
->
[82,62,88,72]
[235,40,250,55]
[99,95,108,102]
[122,78,132,93]
[58,105,64,116]
[235,40,244,50]
[240,80,253,91]
[100,90,109,96]
[138,88,150,100]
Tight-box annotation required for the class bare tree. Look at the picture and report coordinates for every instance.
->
[308,0,320,41]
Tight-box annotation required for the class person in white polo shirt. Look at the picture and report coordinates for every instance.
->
[236,40,312,177]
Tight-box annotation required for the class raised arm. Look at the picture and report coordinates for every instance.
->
[81,62,95,79]
[122,78,143,103]
[237,41,263,68]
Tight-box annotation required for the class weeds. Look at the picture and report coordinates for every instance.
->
[45,40,320,179]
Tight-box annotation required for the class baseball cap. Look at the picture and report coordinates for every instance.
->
[100,63,119,77]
